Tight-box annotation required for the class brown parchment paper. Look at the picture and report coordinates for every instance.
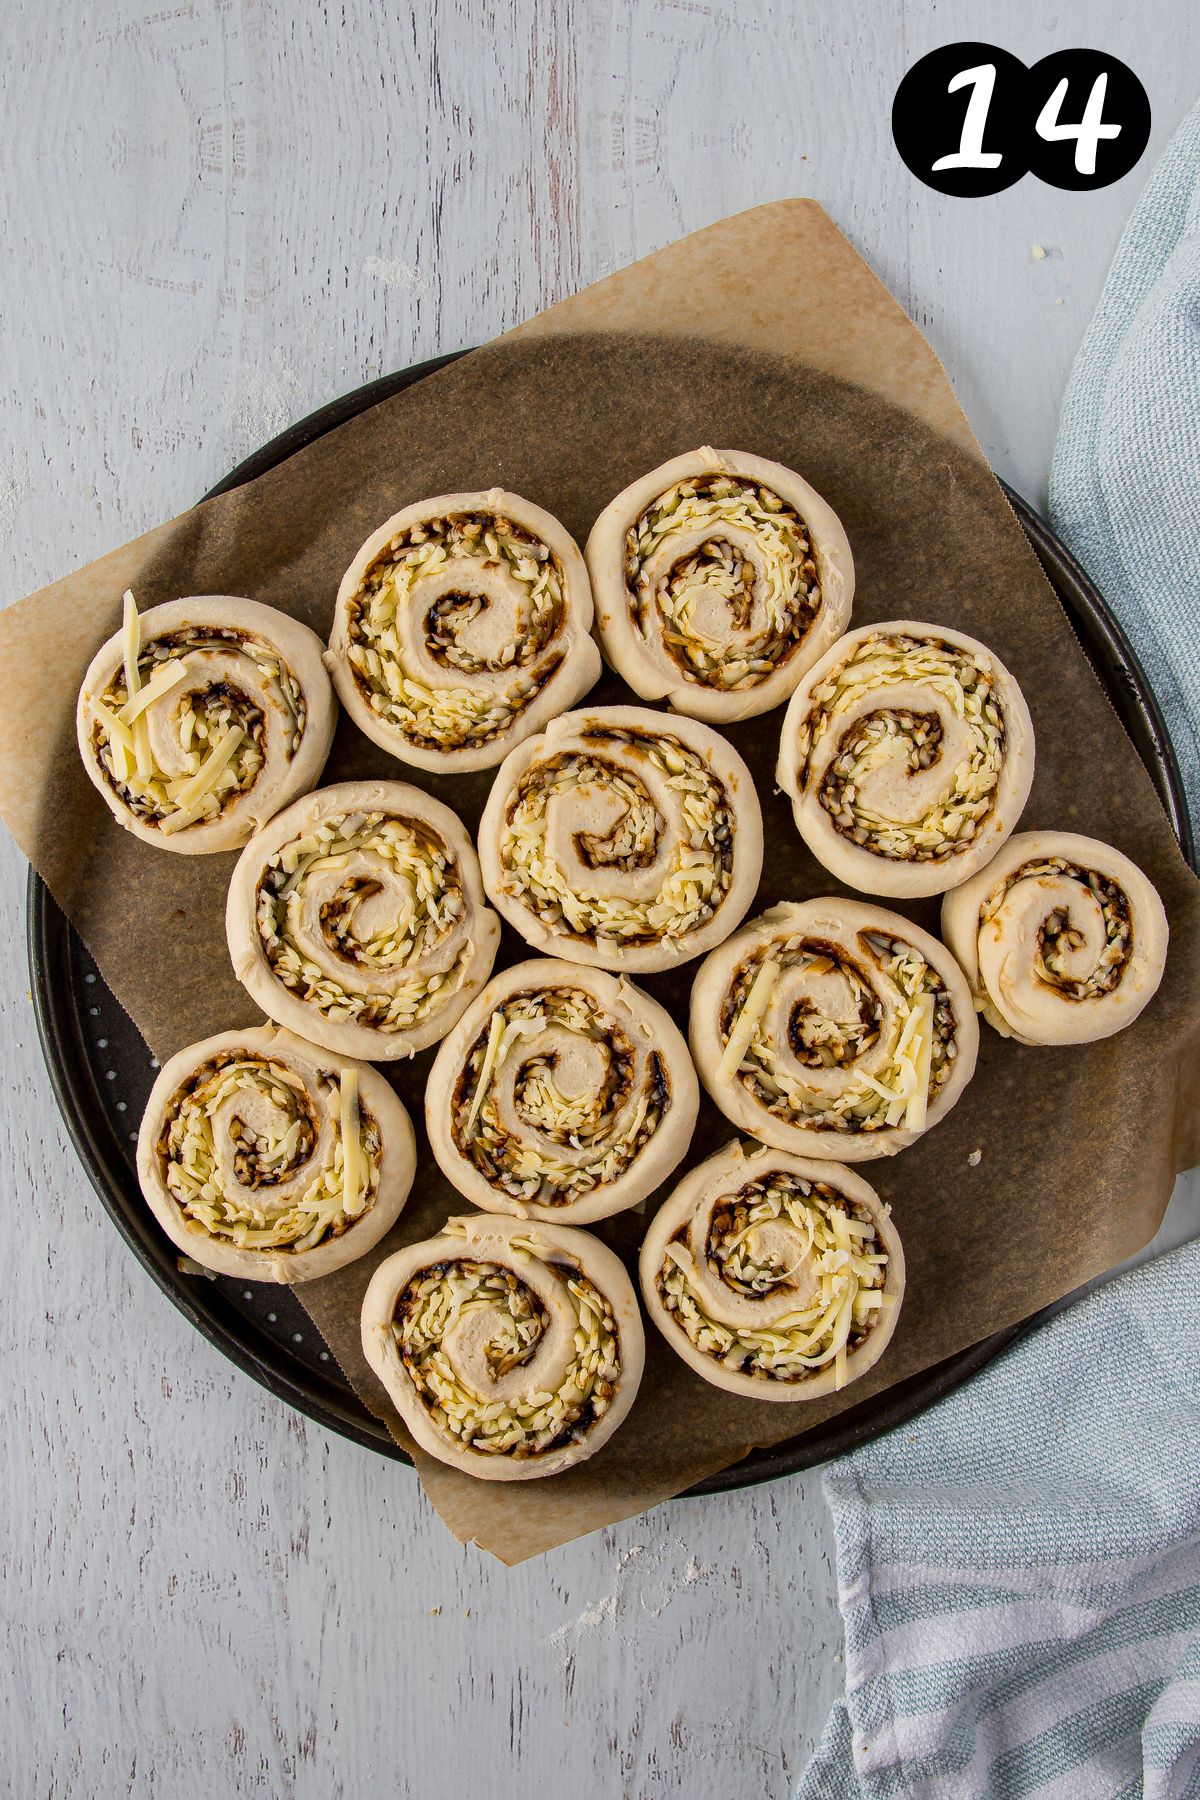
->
[2,202,1198,1566]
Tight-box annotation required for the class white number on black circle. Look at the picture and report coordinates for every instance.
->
[931,63,1004,171]
[1035,73,1122,176]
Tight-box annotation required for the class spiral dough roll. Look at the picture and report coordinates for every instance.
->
[136,1025,416,1282]
[478,705,763,973]
[361,1214,645,1481]
[640,1140,904,1400]
[77,592,336,853]
[941,830,1169,1046]
[690,899,978,1160]
[226,779,500,1060]
[426,959,699,1224]
[777,620,1035,897]
[326,489,601,772]
[586,446,854,723]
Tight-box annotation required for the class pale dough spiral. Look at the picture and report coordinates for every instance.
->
[426,959,699,1224]
[326,488,600,771]
[640,1139,904,1400]
[586,446,854,722]
[361,1214,645,1481]
[478,704,763,973]
[226,779,500,1059]
[941,830,1169,1045]
[136,1024,415,1282]
[689,898,978,1160]
[777,620,1035,897]
[77,593,335,854]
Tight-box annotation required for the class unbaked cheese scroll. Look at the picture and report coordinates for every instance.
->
[777,621,1034,897]
[226,779,500,1060]
[941,830,1169,1046]
[586,447,854,722]
[690,899,978,1160]
[361,1214,645,1481]
[77,592,335,853]
[426,959,699,1224]
[640,1140,904,1400]
[325,489,600,772]
[477,705,763,973]
[136,1025,415,1282]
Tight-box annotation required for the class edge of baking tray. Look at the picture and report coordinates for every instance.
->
[28,348,1195,1499]
[26,887,396,1459]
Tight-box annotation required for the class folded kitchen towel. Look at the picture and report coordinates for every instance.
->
[1049,96,1200,820]
[796,1238,1200,1800]
[799,101,1200,1799]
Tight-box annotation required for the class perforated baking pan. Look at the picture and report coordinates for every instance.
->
[28,350,1194,1491]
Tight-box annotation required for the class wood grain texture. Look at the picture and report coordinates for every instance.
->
[1,2,1196,1795]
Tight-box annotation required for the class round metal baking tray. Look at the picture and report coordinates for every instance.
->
[28,350,1195,1492]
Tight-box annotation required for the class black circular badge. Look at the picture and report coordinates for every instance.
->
[1027,50,1151,190]
[892,43,1031,197]
[892,43,1150,195]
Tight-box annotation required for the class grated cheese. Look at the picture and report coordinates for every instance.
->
[117,656,189,725]
[716,957,780,1083]
[133,716,153,783]
[463,1011,506,1138]
[171,722,245,812]
[902,994,934,1133]
[339,1067,361,1213]
[121,590,141,699]
[93,697,135,751]
[92,696,134,781]
[120,592,154,785]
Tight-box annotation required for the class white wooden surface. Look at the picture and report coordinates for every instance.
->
[1,4,1196,1795]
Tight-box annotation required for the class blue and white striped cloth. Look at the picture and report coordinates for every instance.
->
[798,99,1200,1800]
[1049,97,1200,821]
[797,1242,1200,1799]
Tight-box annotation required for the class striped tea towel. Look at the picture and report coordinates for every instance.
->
[796,1239,1200,1799]
[1049,96,1200,819]
[799,100,1200,1800]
